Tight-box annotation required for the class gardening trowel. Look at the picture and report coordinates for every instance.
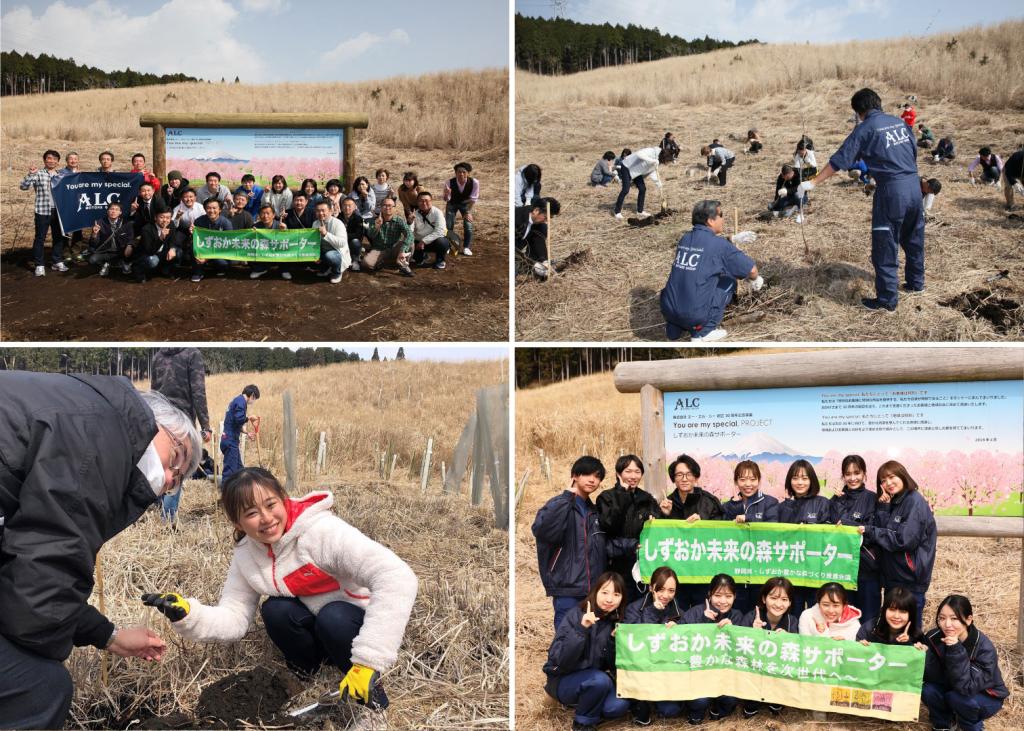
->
[288,689,340,717]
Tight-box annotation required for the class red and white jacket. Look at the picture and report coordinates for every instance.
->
[798,602,862,641]
[173,491,417,671]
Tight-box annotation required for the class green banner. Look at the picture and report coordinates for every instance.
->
[192,227,320,262]
[616,623,924,721]
[638,520,861,588]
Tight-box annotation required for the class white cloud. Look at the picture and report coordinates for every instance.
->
[240,0,291,12]
[1,0,270,81]
[321,28,410,65]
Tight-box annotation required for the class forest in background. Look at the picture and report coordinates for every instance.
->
[514,348,750,388]
[1,50,199,95]
[515,13,758,75]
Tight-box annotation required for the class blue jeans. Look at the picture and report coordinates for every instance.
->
[349,237,363,264]
[323,249,344,276]
[614,166,646,214]
[33,211,65,266]
[160,488,182,523]
[444,202,473,250]
[0,631,73,730]
[553,595,584,631]
[412,236,451,266]
[220,436,242,483]
[552,669,629,726]
[922,681,1003,731]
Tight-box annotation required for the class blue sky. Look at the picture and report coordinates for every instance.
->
[663,381,1023,456]
[515,0,1023,44]
[1,0,508,84]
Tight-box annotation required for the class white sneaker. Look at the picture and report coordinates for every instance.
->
[35,265,46,277]
[250,269,268,279]
[330,273,343,284]
[462,248,472,256]
[52,261,68,272]
[99,263,110,277]
[351,262,361,272]
[694,328,728,342]
[614,212,624,220]
[281,271,292,280]
[637,211,650,219]
[533,261,550,278]
[795,213,804,224]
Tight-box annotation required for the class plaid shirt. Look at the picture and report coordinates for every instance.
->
[366,216,413,253]
[20,168,59,216]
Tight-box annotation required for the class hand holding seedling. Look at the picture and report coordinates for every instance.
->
[581,601,598,628]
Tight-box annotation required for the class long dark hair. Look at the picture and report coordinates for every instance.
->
[874,586,921,641]
[578,572,626,622]
[877,460,919,493]
[935,594,973,626]
[221,467,289,543]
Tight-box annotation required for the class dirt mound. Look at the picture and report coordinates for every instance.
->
[940,288,1022,334]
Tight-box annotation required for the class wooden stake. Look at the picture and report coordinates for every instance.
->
[734,207,738,237]
[441,461,446,485]
[420,437,433,493]
[546,199,553,280]
[389,454,398,484]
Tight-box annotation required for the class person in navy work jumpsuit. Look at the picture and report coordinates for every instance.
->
[660,200,762,341]
[799,88,924,311]
[220,384,259,483]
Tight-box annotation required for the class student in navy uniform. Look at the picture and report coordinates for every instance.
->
[799,87,924,311]
[777,459,831,612]
[532,456,633,631]
[595,454,660,602]
[857,460,936,630]
[856,586,925,647]
[829,454,882,627]
[543,572,630,731]
[922,594,1007,731]
[722,460,778,613]
[220,384,259,483]
[623,566,684,726]
[681,574,743,723]
[658,453,723,611]
[740,577,798,718]
[660,200,762,342]
[767,164,802,218]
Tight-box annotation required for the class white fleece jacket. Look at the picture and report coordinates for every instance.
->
[173,491,417,671]
[798,602,862,641]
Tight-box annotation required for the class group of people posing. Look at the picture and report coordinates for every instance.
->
[20,150,481,282]
[532,454,1008,731]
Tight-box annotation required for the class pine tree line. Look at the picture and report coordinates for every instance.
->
[515,14,758,75]
[1,50,200,96]
[515,348,749,388]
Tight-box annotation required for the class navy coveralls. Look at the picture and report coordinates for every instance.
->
[220,394,248,482]
[829,109,924,307]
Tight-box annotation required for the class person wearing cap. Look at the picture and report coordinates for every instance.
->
[220,384,260,483]
[160,169,190,209]
[800,87,925,311]
[0,372,200,730]
[660,200,762,342]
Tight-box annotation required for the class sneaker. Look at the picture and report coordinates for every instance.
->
[861,297,897,311]
[190,272,203,283]
[330,273,343,284]
[316,268,331,277]
[52,261,68,272]
[614,212,624,220]
[636,211,651,219]
[250,269,268,279]
[795,213,804,224]
[767,704,783,714]
[693,327,728,342]
[398,265,415,278]
[631,701,652,726]
[34,265,46,277]
[901,283,925,293]
[120,261,132,275]
[772,210,780,219]
[533,261,550,278]
[350,261,361,272]
[433,261,446,270]
[281,271,292,280]
[462,248,472,256]
[742,706,760,718]
[99,263,111,277]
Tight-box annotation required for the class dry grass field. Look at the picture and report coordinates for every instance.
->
[514,364,1023,731]
[515,22,1024,342]
[0,70,509,341]
[64,358,509,729]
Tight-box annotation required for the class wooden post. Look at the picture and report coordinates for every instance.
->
[389,454,398,484]
[546,199,553,280]
[420,437,433,493]
[441,461,446,485]
[152,124,166,181]
[344,128,355,193]
[640,384,668,501]
[316,431,327,475]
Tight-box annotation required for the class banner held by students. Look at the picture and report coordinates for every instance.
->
[192,227,320,262]
[638,520,861,588]
[616,623,925,721]
[51,172,144,235]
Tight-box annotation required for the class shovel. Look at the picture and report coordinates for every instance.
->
[288,689,340,718]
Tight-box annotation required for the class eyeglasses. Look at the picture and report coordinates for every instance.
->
[673,471,695,480]
[163,427,189,491]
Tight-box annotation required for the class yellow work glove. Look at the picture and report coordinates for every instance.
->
[338,663,381,707]
[141,592,191,622]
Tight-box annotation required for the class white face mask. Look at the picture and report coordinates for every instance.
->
[137,442,167,496]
